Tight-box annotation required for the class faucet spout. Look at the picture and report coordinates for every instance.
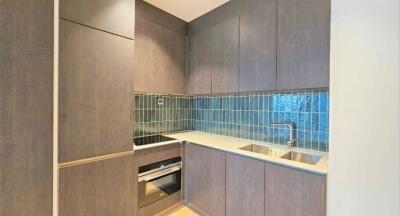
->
[270,122,296,147]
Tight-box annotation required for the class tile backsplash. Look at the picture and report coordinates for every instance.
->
[134,94,190,138]
[134,90,329,152]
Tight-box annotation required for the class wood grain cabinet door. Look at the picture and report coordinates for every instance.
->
[276,0,331,90]
[265,163,327,216]
[133,18,187,94]
[60,0,135,39]
[226,154,265,216]
[184,143,226,216]
[187,28,213,95]
[59,155,136,216]
[59,20,134,162]
[211,16,240,94]
[0,1,53,215]
[239,0,277,92]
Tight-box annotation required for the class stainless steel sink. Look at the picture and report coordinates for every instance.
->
[240,144,285,157]
[280,151,321,165]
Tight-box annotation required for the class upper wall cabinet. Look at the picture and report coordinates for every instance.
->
[188,27,212,95]
[188,0,330,93]
[276,0,330,90]
[134,19,186,94]
[239,0,277,92]
[134,1,187,94]
[60,0,135,39]
[211,16,240,94]
[59,20,134,162]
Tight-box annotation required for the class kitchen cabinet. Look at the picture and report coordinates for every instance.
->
[0,1,53,215]
[239,0,277,92]
[183,142,327,216]
[226,154,265,216]
[59,155,136,216]
[265,162,326,216]
[60,0,135,39]
[276,0,330,90]
[187,28,213,95]
[184,143,226,216]
[211,16,240,94]
[134,2,187,95]
[59,20,134,162]
[188,0,330,92]
[135,143,182,167]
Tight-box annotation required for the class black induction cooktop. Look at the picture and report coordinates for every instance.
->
[133,135,176,146]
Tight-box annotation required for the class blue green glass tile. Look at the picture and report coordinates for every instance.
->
[291,112,299,129]
[311,113,319,131]
[311,131,319,150]
[258,95,264,110]
[319,113,328,132]
[304,131,312,149]
[319,132,328,149]
[291,94,299,112]
[298,93,312,112]
[244,96,250,110]
[262,95,269,110]
[320,92,329,112]
[283,112,291,122]
[311,93,320,112]
[135,90,329,152]
[250,95,258,110]
[282,94,292,112]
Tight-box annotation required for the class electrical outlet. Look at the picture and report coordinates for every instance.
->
[157,98,164,106]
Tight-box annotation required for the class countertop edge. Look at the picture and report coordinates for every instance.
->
[162,132,329,176]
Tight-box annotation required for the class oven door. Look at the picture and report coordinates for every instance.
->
[138,164,181,208]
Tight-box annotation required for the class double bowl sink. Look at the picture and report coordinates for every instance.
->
[239,144,322,165]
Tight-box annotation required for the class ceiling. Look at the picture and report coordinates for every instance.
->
[143,0,231,22]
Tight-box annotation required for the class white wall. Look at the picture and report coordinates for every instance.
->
[328,0,400,215]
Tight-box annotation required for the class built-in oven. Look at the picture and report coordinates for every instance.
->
[138,157,182,208]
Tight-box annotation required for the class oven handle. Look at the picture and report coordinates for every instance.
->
[138,165,181,182]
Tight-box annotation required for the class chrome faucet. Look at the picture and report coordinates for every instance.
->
[270,122,296,148]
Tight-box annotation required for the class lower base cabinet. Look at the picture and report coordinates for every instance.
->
[184,143,226,216]
[226,154,265,216]
[184,143,326,216]
[265,163,326,216]
[59,155,136,216]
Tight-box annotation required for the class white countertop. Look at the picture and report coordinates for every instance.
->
[135,131,328,175]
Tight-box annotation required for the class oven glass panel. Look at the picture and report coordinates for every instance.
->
[138,170,181,208]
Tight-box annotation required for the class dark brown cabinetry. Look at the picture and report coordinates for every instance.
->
[188,16,239,94]
[239,0,277,92]
[265,163,327,216]
[59,20,134,162]
[183,144,327,216]
[211,16,240,93]
[276,0,330,90]
[0,1,53,215]
[188,0,330,93]
[60,0,135,39]
[59,155,136,216]
[134,19,186,94]
[134,1,187,94]
[188,28,213,95]
[184,143,226,216]
[226,154,265,216]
